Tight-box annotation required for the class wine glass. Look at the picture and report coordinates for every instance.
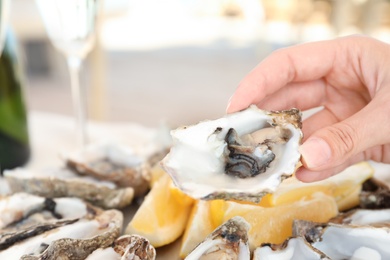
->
[35,0,103,147]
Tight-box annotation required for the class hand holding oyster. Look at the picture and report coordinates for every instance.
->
[162,105,303,202]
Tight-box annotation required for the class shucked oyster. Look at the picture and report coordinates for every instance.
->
[0,193,93,235]
[185,216,250,260]
[162,106,302,202]
[0,193,123,259]
[65,142,152,197]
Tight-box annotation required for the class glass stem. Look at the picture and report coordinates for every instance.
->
[67,56,88,148]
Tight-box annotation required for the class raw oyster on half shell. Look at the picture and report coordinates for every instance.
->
[4,168,134,209]
[0,193,123,259]
[0,193,95,234]
[162,106,302,202]
[66,143,153,196]
[185,216,251,260]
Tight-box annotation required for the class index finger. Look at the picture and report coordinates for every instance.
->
[227,38,346,113]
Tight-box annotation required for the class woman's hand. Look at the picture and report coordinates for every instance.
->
[227,35,390,182]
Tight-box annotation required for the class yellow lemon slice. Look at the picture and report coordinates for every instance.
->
[179,200,215,258]
[126,172,194,247]
[222,192,338,250]
[269,162,373,211]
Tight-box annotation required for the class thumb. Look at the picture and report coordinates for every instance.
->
[299,104,389,171]
[299,124,354,170]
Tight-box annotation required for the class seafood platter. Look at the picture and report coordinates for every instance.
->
[1,106,390,259]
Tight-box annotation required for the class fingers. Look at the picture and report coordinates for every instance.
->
[227,39,340,113]
[297,143,390,183]
[298,93,390,180]
[301,108,339,140]
[255,79,327,111]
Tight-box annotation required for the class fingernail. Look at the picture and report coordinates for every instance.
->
[299,138,331,168]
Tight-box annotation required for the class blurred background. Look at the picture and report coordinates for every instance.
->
[10,0,390,127]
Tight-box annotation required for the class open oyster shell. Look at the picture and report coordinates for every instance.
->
[0,193,123,259]
[330,208,390,226]
[0,193,96,236]
[293,220,390,259]
[162,106,302,202]
[65,143,153,197]
[185,216,250,260]
[4,168,134,209]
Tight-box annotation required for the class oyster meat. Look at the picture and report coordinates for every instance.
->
[185,216,251,260]
[163,106,302,202]
[0,193,123,259]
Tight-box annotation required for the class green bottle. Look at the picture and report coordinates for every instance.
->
[0,30,30,173]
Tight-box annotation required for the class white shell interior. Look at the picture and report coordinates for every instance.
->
[0,193,44,229]
[0,193,88,229]
[343,209,390,226]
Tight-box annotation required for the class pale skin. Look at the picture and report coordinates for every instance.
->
[226,35,390,182]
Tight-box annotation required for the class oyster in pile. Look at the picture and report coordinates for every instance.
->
[185,216,250,260]
[0,193,123,259]
[163,106,302,202]
[66,142,152,196]
[4,142,170,209]
[4,168,134,209]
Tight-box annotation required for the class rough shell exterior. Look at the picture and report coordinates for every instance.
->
[5,169,134,209]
